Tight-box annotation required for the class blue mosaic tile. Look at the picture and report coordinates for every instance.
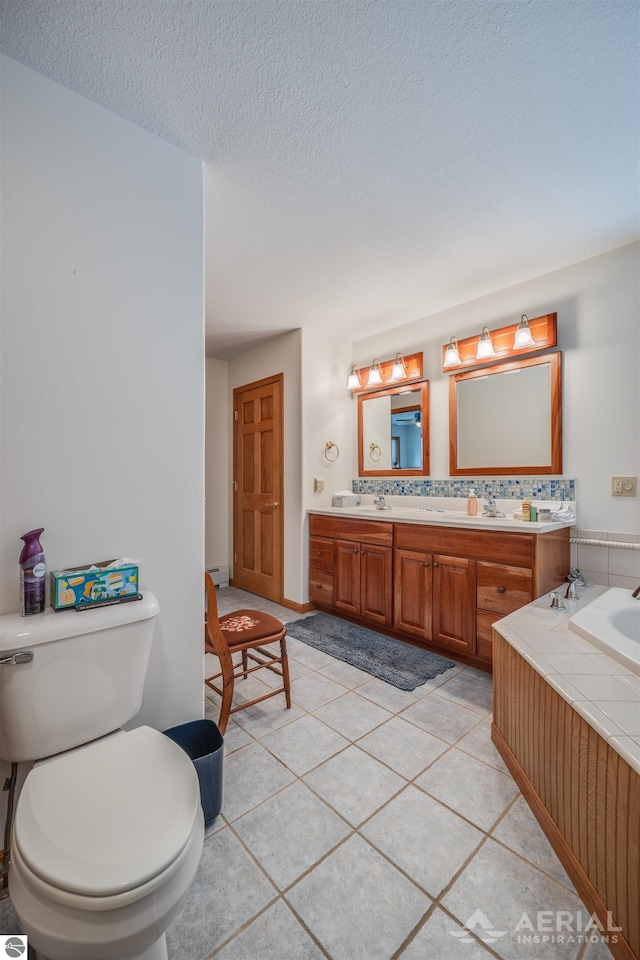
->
[352,478,576,501]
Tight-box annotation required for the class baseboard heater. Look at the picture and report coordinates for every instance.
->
[206,565,229,589]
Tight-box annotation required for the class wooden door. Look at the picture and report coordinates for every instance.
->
[334,540,361,616]
[233,374,283,601]
[394,548,432,640]
[432,554,476,655]
[360,544,393,626]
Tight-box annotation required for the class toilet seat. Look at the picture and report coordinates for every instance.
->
[13,726,201,899]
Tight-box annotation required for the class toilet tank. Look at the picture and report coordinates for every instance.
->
[0,593,159,762]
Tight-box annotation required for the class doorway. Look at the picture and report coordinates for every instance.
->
[232,373,284,602]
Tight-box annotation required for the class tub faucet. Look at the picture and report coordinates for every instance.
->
[564,581,579,600]
[633,585,640,599]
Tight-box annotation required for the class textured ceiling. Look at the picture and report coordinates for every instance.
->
[1,0,638,358]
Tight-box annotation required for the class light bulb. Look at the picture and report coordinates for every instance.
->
[367,361,382,386]
[514,314,535,348]
[347,365,361,390]
[389,353,406,380]
[444,337,460,366]
[476,327,496,360]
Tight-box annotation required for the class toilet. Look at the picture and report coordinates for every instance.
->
[0,594,204,960]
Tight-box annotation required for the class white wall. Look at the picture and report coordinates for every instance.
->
[352,243,640,537]
[205,358,229,569]
[300,328,354,596]
[0,58,205,744]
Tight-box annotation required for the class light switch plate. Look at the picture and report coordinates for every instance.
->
[611,476,637,497]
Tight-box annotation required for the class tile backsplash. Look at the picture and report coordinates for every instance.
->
[571,529,640,591]
[352,477,576,500]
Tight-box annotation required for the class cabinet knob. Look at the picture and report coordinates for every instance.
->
[497,586,506,593]
[423,561,430,568]
[432,561,440,568]
[316,551,322,556]
[353,548,359,554]
[316,583,322,590]
[361,550,365,555]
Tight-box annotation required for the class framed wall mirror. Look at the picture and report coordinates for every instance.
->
[358,380,430,476]
[449,352,562,475]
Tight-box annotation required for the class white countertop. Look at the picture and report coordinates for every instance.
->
[309,500,574,534]
[494,585,640,775]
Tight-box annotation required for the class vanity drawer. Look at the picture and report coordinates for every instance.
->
[476,610,500,662]
[477,562,532,615]
[310,537,334,572]
[309,568,334,605]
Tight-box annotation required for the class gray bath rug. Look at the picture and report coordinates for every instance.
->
[287,613,456,690]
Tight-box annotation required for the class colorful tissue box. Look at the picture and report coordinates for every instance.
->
[51,560,139,610]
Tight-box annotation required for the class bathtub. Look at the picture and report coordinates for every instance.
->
[568,586,640,675]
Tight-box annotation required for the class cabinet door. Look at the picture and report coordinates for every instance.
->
[334,539,361,616]
[432,554,476,655]
[394,549,432,640]
[360,544,393,626]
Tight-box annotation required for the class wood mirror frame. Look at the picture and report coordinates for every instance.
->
[358,380,430,477]
[449,352,562,476]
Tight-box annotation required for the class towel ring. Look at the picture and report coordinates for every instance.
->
[323,442,339,463]
[369,443,382,462]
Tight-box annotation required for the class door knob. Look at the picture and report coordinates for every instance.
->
[266,501,279,508]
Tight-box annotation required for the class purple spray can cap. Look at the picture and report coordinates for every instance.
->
[20,528,45,564]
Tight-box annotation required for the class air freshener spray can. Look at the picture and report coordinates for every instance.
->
[20,527,46,616]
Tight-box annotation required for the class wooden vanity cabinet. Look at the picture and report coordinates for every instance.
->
[309,514,569,669]
[309,516,393,626]
[395,524,568,664]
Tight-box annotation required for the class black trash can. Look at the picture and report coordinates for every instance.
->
[162,719,224,825]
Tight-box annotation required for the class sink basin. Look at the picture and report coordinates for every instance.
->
[353,506,457,518]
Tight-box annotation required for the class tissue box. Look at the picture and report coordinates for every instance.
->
[332,494,361,507]
[51,560,139,610]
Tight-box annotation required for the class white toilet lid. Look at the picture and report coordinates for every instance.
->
[14,725,201,897]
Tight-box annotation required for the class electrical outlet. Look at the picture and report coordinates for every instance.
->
[612,476,637,497]
[314,478,324,493]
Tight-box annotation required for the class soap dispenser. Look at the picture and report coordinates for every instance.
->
[466,489,478,517]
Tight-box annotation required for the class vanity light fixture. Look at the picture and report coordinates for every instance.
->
[441,313,557,372]
[367,360,383,386]
[514,314,536,348]
[346,365,361,390]
[389,353,407,381]
[348,351,424,392]
[476,327,496,360]
[443,337,461,367]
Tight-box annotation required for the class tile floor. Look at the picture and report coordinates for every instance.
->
[0,587,617,960]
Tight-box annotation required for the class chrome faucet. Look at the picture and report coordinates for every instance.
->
[564,581,579,600]
[373,496,391,510]
[482,497,506,518]
[567,568,585,586]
